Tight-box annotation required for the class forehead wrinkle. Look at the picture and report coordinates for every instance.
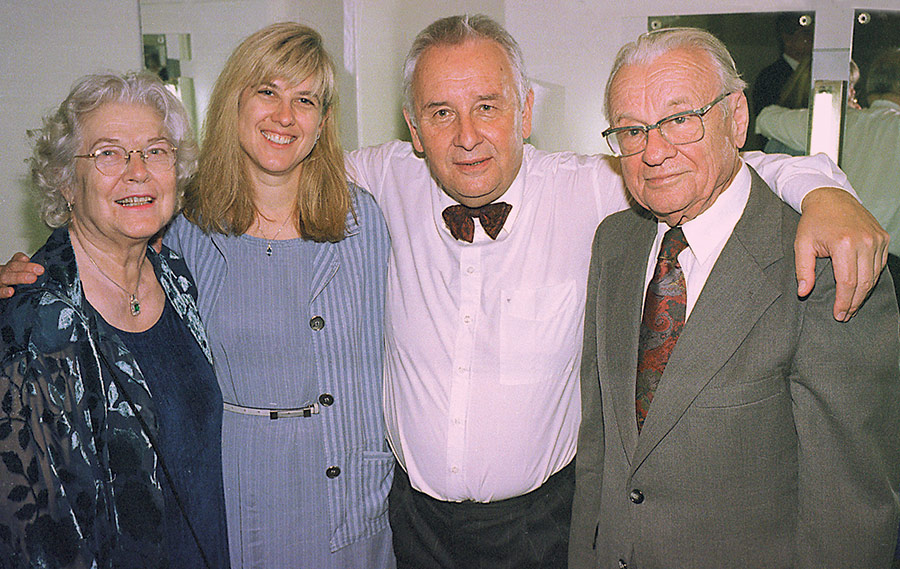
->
[89,135,168,146]
[611,50,719,125]
[414,39,518,110]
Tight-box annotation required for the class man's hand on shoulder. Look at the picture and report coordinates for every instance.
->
[796,187,889,321]
[0,253,42,299]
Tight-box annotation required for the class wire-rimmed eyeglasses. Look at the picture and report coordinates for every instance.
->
[75,141,177,177]
[602,92,733,157]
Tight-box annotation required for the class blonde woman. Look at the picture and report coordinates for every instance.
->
[165,24,393,568]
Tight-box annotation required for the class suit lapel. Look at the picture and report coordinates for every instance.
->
[631,170,785,470]
[599,213,656,463]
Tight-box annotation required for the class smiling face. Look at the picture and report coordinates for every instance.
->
[237,76,326,188]
[68,102,178,248]
[608,47,748,226]
[404,38,534,208]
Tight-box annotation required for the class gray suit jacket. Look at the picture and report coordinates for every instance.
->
[569,169,900,569]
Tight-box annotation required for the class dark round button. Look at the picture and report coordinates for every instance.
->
[629,489,644,504]
[309,316,325,331]
[325,466,341,478]
[318,393,334,406]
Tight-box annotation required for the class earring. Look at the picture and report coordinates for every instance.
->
[66,201,73,212]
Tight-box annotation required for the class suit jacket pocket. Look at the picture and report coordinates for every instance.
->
[692,375,786,408]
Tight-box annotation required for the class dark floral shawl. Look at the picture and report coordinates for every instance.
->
[0,227,212,568]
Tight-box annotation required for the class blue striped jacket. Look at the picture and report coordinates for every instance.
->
[163,185,393,552]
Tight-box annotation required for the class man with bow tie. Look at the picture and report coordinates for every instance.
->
[341,14,892,569]
[569,27,899,569]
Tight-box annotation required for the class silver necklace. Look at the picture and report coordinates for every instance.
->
[72,231,145,316]
[257,213,292,256]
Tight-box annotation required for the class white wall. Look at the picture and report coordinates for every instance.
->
[0,1,141,261]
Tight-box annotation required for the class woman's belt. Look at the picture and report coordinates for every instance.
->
[223,401,320,419]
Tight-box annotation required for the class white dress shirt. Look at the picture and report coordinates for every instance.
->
[348,141,852,502]
[645,163,752,318]
[757,100,900,254]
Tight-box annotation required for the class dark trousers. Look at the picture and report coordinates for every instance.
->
[389,460,575,569]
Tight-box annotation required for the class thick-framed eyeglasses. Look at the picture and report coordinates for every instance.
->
[75,142,177,177]
[602,92,733,158]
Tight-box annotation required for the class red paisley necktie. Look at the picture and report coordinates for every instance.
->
[442,202,513,242]
[635,227,688,433]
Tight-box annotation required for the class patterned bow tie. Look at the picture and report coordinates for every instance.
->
[442,202,513,243]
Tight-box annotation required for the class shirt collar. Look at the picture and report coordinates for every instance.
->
[783,53,800,70]
[656,161,751,266]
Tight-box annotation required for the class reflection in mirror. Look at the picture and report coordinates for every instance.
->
[648,12,814,152]
[849,9,900,305]
[142,32,199,136]
[851,10,900,106]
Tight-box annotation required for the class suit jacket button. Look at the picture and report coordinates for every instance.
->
[319,393,334,406]
[629,489,644,504]
[325,466,341,478]
[309,316,325,331]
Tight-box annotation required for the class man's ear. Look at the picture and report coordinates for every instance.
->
[521,88,535,139]
[731,91,750,149]
[403,108,425,153]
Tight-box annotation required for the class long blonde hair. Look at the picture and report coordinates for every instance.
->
[185,22,350,242]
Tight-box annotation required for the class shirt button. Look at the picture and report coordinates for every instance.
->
[466,266,475,274]
[629,489,644,504]
[463,315,472,324]
[309,316,325,331]
[450,466,459,473]
[318,393,334,406]
[325,466,341,478]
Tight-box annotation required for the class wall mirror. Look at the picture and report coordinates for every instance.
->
[850,9,900,106]
[142,32,199,135]
[647,12,815,152]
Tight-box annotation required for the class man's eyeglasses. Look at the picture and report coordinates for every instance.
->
[75,142,177,177]
[602,92,733,157]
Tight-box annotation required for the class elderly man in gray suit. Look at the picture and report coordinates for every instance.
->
[569,27,900,569]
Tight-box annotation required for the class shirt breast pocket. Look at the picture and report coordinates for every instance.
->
[498,280,580,385]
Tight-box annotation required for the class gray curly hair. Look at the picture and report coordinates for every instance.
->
[30,71,198,228]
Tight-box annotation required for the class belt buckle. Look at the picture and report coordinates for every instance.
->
[269,403,319,420]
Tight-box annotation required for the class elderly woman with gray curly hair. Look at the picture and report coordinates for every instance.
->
[0,72,229,568]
